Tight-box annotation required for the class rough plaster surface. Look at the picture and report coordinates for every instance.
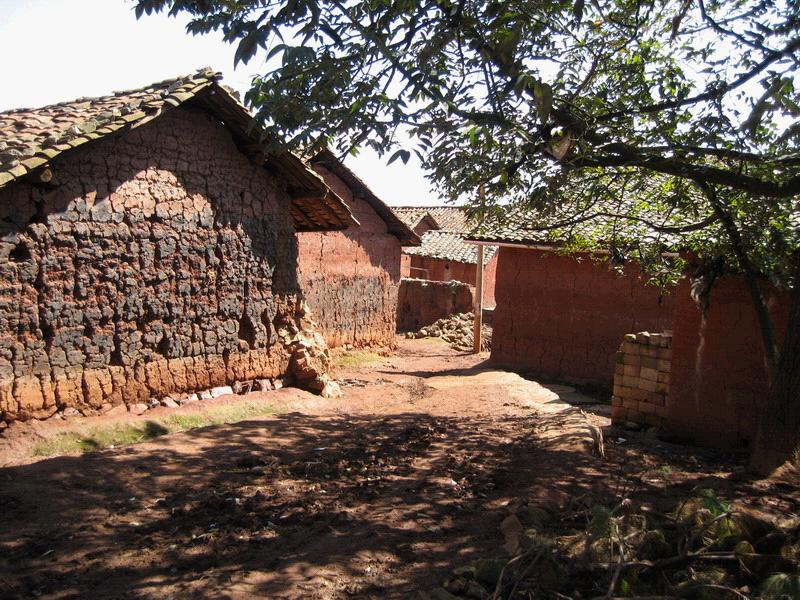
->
[0,107,308,422]
[666,276,789,447]
[396,278,474,332]
[297,166,401,348]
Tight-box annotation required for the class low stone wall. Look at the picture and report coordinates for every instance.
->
[396,278,474,332]
[611,332,672,427]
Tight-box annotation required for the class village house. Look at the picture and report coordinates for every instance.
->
[297,150,419,348]
[468,209,790,448]
[0,69,357,424]
[394,206,498,308]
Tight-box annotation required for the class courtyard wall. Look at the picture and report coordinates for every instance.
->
[490,247,675,387]
[396,279,474,332]
[664,276,790,447]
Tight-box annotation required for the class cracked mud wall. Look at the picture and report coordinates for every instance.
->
[297,166,401,348]
[491,247,675,388]
[0,107,306,422]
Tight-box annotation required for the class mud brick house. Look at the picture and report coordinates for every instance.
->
[394,206,497,307]
[0,69,357,423]
[297,150,419,348]
[469,209,793,449]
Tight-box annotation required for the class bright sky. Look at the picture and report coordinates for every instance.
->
[0,0,442,206]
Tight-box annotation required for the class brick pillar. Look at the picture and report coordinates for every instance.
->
[611,331,672,428]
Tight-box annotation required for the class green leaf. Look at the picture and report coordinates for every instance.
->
[573,0,585,23]
[468,126,481,147]
[234,32,259,67]
[387,149,411,165]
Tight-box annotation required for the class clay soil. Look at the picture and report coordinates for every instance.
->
[0,338,797,599]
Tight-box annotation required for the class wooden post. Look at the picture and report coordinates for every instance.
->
[473,243,485,353]
[473,183,486,354]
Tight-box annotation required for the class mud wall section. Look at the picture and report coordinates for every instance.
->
[404,254,497,309]
[297,167,401,348]
[664,276,790,447]
[490,247,675,388]
[396,278,474,332]
[0,107,307,422]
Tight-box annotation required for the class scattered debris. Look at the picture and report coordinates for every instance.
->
[405,312,491,352]
[424,488,800,599]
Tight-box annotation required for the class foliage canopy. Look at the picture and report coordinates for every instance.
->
[135,0,799,280]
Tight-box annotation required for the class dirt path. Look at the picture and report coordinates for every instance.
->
[0,339,790,599]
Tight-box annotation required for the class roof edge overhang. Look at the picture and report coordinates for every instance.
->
[466,238,680,257]
[311,149,420,245]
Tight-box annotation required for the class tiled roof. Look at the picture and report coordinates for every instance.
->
[466,203,713,249]
[404,230,496,264]
[0,68,357,232]
[310,150,420,245]
[466,174,724,250]
[394,206,473,233]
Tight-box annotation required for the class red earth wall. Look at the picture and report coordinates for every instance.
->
[396,279,474,332]
[665,276,790,448]
[491,247,675,388]
[400,254,411,278]
[406,254,497,308]
[0,107,307,422]
[297,167,401,348]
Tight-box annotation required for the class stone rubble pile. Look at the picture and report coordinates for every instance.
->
[405,312,492,352]
[280,301,342,399]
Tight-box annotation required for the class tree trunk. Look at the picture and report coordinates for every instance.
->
[750,255,800,475]
[700,183,778,373]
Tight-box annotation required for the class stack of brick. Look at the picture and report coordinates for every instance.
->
[611,331,672,428]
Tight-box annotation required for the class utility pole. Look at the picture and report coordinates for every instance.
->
[472,184,485,353]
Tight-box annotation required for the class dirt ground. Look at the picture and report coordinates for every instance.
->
[0,338,796,599]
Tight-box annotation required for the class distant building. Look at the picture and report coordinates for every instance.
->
[297,150,419,348]
[394,206,497,308]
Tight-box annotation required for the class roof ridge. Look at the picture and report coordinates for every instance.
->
[393,205,466,210]
[0,68,227,188]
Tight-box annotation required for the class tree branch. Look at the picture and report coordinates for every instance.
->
[597,37,800,121]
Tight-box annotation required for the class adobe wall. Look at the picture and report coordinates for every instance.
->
[396,279,474,332]
[491,247,675,387]
[0,107,311,423]
[664,276,790,447]
[400,254,411,278]
[297,166,401,348]
[407,253,497,308]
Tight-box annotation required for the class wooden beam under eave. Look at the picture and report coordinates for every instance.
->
[291,206,317,230]
[292,197,327,229]
[293,195,343,229]
[473,243,485,354]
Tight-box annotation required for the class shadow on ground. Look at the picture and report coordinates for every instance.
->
[0,404,777,599]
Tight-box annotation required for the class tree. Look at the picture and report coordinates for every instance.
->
[135,0,800,472]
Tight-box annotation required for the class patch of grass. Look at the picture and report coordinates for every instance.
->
[32,399,283,458]
[334,351,383,367]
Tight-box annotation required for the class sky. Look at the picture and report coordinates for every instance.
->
[0,0,442,206]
